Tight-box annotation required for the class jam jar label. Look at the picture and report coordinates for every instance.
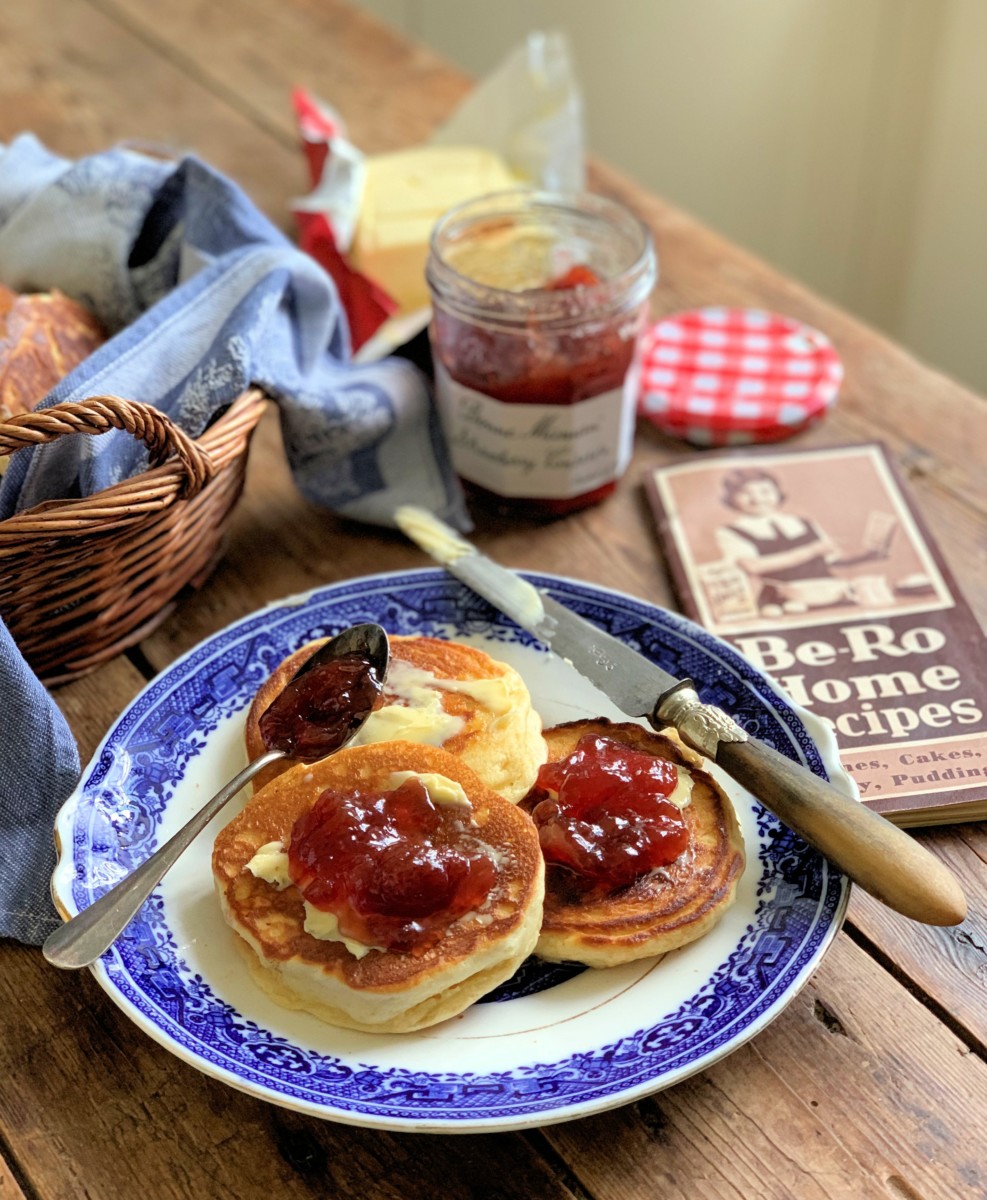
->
[434,363,637,500]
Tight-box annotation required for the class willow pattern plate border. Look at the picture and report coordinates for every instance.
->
[51,570,850,1132]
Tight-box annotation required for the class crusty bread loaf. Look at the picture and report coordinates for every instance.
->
[0,285,106,419]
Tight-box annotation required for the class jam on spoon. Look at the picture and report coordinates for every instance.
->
[288,777,497,955]
[259,651,382,760]
[528,733,689,891]
[42,623,389,971]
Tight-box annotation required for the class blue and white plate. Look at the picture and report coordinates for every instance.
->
[51,570,851,1132]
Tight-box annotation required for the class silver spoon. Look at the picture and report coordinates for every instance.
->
[43,622,390,970]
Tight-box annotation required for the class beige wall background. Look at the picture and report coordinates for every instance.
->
[354,0,987,399]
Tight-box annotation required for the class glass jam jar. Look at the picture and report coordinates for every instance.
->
[426,191,657,515]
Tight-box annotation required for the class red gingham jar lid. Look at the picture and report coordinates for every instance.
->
[637,308,843,446]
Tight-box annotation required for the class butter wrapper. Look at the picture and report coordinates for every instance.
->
[291,32,585,351]
[430,31,585,193]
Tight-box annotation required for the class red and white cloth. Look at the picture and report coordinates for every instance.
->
[291,88,396,351]
[638,308,843,446]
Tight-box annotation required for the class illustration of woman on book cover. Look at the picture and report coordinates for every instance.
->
[714,468,889,617]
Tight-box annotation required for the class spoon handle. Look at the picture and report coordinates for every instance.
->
[43,749,285,970]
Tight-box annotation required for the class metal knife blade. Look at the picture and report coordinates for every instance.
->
[395,506,687,720]
[394,505,968,927]
[451,552,680,719]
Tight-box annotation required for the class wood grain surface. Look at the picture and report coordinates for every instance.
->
[1,1,985,1197]
[0,1158,26,1200]
[545,936,987,1200]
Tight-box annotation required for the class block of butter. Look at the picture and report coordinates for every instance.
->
[349,145,519,311]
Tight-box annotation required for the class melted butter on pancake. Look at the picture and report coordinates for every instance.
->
[384,658,514,714]
[385,771,471,808]
[351,659,463,745]
[350,658,513,749]
[246,841,292,889]
[301,906,383,958]
[441,675,513,714]
[666,767,694,810]
[244,841,383,958]
[351,698,462,746]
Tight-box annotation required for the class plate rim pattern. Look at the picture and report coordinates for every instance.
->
[50,569,849,1130]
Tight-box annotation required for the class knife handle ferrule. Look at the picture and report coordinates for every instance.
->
[656,685,967,926]
[654,683,748,760]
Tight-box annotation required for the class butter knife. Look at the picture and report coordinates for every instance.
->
[394,507,967,926]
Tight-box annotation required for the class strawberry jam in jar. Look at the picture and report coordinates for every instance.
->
[426,191,656,514]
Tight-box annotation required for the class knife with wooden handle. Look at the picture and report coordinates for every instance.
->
[394,506,967,926]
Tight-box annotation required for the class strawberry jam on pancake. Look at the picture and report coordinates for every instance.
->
[523,720,744,968]
[213,742,544,1033]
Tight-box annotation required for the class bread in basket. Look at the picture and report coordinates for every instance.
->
[0,287,265,684]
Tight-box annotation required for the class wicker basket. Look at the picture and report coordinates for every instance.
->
[0,388,267,685]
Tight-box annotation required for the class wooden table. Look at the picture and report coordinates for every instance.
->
[2,2,986,1197]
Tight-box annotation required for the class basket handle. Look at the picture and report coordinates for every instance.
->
[0,395,214,498]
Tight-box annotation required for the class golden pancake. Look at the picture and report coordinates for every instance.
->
[524,720,745,968]
[213,741,544,1033]
[245,635,545,802]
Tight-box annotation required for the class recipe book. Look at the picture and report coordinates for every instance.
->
[645,443,987,827]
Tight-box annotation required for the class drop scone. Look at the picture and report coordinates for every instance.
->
[245,635,545,802]
[212,741,545,1033]
[522,719,745,968]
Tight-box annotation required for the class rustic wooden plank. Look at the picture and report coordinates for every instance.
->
[0,12,576,1190]
[848,822,987,1054]
[92,0,987,1149]
[4,925,985,1200]
[0,1153,27,1200]
[135,408,692,668]
[93,0,987,653]
[53,0,987,1084]
[0,6,566,1197]
[542,934,987,1200]
[62,0,987,645]
[94,0,987,516]
[0,942,582,1200]
[0,0,305,223]
[94,0,471,152]
[3,4,985,1199]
